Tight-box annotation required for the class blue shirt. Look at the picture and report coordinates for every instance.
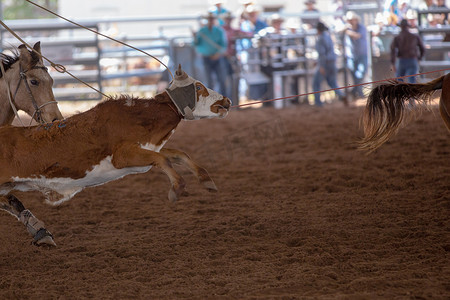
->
[349,23,368,57]
[316,31,336,68]
[194,26,227,57]
[211,7,229,26]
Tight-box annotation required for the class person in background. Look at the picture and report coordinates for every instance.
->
[222,12,253,101]
[369,13,387,57]
[344,11,368,99]
[241,4,268,34]
[237,0,255,27]
[193,12,228,96]
[418,0,437,26]
[436,0,448,25]
[390,19,425,84]
[209,0,229,26]
[313,21,347,107]
[302,0,320,29]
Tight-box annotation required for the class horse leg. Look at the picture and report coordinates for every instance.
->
[160,148,218,192]
[0,194,56,246]
[112,143,186,202]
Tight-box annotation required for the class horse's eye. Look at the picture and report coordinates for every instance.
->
[30,79,39,86]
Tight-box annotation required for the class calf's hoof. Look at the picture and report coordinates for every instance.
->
[202,180,218,192]
[33,228,56,247]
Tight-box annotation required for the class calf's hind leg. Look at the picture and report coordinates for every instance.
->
[112,143,186,202]
[0,194,56,246]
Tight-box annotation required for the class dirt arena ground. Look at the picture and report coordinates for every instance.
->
[0,101,449,299]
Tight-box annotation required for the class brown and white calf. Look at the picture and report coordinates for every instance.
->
[0,66,231,246]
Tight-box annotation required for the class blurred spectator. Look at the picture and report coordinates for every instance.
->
[263,14,288,35]
[369,13,387,57]
[258,14,291,105]
[390,19,425,84]
[302,0,320,29]
[406,9,419,29]
[222,12,252,99]
[419,0,436,10]
[436,0,448,25]
[418,0,437,26]
[384,0,400,25]
[383,0,411,25]
[344,11,368,99]
[237,0,255,25]
[241,4,268,34]
[313,22,347,107]
[193,12,228,96]
[209,0,230,26]
[398,0,410,22]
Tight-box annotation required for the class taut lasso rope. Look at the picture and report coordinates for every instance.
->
[23,0,173,81]
[0,19,109,99]
[233,68,450,108]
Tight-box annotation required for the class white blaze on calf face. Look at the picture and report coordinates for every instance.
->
[193,84,228,119]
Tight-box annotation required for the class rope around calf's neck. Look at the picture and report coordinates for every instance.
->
[231,67,450,108]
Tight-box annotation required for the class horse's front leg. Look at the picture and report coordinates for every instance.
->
[160,148,218,192]
[112,143,186,202]
[0,194,56,246]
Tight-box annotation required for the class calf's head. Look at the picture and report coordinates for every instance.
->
[166,65,231,120]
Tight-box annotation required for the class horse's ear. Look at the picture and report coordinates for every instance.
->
[174,64,188,80]
[18,44,33,69]
[33,42,42,54]
[32,42,43,63]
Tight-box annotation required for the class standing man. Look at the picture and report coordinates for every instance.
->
[390,19,425,83]
[344,11,368,99]
[193,12,228,96]
[313,22,347,107]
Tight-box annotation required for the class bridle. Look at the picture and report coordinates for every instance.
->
[10,63,58,124]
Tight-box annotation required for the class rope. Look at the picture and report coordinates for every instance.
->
[0,19,109,99]
[24,0,173,81]
[232,67,450,108]
[7,1,450,109]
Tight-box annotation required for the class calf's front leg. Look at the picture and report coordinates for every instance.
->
[160,148,218,192]
[112,143,186,202]
[0,194,56,246]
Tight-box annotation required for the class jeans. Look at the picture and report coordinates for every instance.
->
[396,58,419,83]
[202,56,227,96]
[348,54,368,97]
[313,61,344,106]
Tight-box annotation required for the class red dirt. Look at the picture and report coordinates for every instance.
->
[1,104,449,299]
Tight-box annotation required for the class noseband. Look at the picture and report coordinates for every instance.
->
[11,64,57,124]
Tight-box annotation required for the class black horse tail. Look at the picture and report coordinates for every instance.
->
[358,75,444,152]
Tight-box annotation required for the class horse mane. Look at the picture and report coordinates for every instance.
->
[0,47,41,78]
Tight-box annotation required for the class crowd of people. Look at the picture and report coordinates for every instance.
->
[190,0,443,107]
